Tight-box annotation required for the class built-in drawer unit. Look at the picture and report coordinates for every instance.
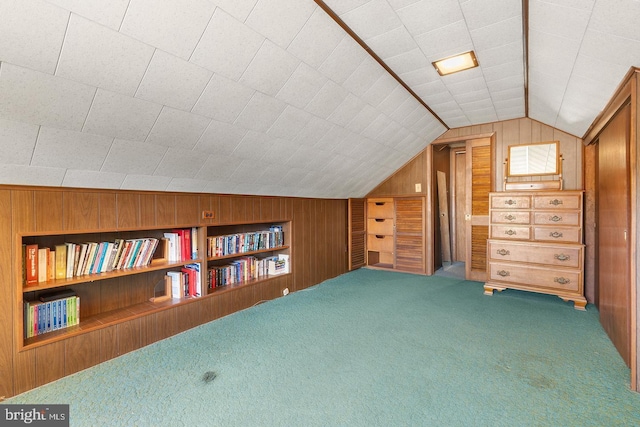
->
[485,190,586,310]
[366,198,395,268]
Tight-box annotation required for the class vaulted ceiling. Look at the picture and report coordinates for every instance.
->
[0,0,638,198]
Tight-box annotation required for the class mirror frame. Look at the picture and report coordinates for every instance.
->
[506,141,560,177]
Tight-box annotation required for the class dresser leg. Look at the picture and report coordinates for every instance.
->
[560,297,587,311]
[484,284,505,296]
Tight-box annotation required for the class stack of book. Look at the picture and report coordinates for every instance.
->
[24,289,79,338]
[166,263,201,299]
[206,226,284,257]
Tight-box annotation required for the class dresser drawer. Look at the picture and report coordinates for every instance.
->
[533,211,580,226]
[490,225,530,240]
[367,234,394,253]
[367,199,394,218]
[533,194,581,210]
[489,262,580,292]
[488,240,582,268]
[491,195,530,209]
[533,226,582,243]
[491,211,530,224]
[367,218,393,235]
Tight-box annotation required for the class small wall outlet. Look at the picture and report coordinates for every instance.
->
[202,210,215,219]
[282,287,289,296]
[415,183,422,192]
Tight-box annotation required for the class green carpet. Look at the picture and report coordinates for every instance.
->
[5,269,640,426]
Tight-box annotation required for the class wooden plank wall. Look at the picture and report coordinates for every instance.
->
[0,186,348,399]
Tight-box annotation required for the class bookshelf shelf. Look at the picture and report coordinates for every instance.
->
[207,246,289,261]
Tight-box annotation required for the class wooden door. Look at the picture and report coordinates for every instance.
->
[451,147,467,261]
[395,197,425,274]
[597,103,631,367]
[348,198,366,271]
[465,138,492,282]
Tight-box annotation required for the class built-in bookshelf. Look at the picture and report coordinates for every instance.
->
[20,227,202,349]
[206,222,291,293]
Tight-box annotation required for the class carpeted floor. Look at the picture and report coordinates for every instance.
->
[4,269,640,426]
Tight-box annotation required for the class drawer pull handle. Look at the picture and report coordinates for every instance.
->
[549,231,563,238]
[375,202,385,206]
[497,270,510,277]
[375,218,385,222]
[375,235,385,239]
[554,254,570,261]
[505,214,516,221]
[549,199,563,206]
[504,200,517,206]
[496,249,510,256]
[550,215,562,222]
[554,277,570,285]
[505,229,517,236]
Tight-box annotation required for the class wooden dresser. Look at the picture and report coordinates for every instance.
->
[484,190,587,310]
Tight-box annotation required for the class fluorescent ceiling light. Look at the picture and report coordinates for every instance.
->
[432,51,479,76]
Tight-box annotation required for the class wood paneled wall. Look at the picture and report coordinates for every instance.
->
[0,186,348,399]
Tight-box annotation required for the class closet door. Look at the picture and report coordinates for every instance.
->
[395,197,425,274]
[348,198,366,271]
[598,103,631,367]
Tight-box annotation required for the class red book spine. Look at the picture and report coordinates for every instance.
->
[25,244,38,285]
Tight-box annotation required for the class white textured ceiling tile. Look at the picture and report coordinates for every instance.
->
[234,92,287,132]
[361,74,401,107]
[590,0,640,41]
[390,98,419,123]
[493,97,524,111]
[0,164,65,186]
[314,126,346,152]
[239,40,300,96]
[195,119,248,156]
[84,89,162,141]
[135,50,212,111]
[45,0,129,30]
[398,68,432,87]
[261,139,298,163]
[384,48,430,75]
[482,60,523,83]
[190,8,264,81]
[378,86,411,117]
[486,74,524,93]
[419,90,453,106]
[258,164,285,185]
[461,0,521,31]
[145,107,210,149]
[192,74,255,123]
[572,54,628,88]
[361,113,391,141]
[366,26,417,60]
[62,169,125,189]
[376,120,403,145]
[538,0,595,10]
[165,178,210,193]
[293,116,334,146]
[318,36,367,84]
[213,0,258,22]
[343,58,385,97]
[155,148,207,179]
[0,118,39,165]
[0,0,68,74]
[530,0,591,40]
[246,0,316,48]
[102,139,166,174]
[201,178,238,194]
[414,20,473,60]
[288,8,345,68]
[580,29,640,67]
[32,126,112,170]
[396,0,464,36]
[305,80,349,119]
[328,94,366,127]
[491,87,524,102]
[286,146,330,170]
[528,78,565,109]
[276,62,326,109]
[120,174,172,191]
[229,159,266,183]
[476,41,522,68]
[341,0,402,40]
[346,105,380,134]
[267,105,313,140]
[388,0,421,9]
[0,63,95,131]
[57,15,154,93]
[196,155,240,180]
[120,0,215,59]
[470,15,522,51]
[322,0,371,15]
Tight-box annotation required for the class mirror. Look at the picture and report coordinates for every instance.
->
[507,141,559,176]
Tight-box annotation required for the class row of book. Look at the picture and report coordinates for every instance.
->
[24,291,80,338]
[166,263,202,299]
[24,238,160,285]
[164,228,198,263]
[207,254,289,288]
[206,226,284,258]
